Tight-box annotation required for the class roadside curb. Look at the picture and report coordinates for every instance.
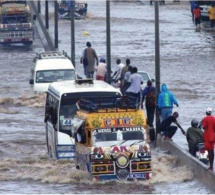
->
[28,2,56,51]
[157,135,215,192]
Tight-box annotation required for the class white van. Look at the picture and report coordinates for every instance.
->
[29,51,76,92]
[44,79,121,159]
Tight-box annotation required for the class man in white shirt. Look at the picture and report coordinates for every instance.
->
[112,58,125,83]
[126,67,143,102]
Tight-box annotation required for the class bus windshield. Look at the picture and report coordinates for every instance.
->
[92,128,145,143]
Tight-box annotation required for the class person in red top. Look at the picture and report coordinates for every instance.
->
[193,4,201,31]
[202,107,215,171]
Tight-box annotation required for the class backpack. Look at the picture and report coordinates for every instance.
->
[145,88,156,107]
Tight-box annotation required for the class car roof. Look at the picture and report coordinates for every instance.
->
[48,80,121,98]
[35,58,74,71]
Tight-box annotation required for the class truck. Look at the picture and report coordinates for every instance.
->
[0,0,34,45]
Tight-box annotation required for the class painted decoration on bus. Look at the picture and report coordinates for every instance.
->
[91,144,149,154]
[90,112,145,128]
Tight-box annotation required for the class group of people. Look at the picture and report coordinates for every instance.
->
[80,41,215,171]
[191,1,215,31]
[186,108,215,171]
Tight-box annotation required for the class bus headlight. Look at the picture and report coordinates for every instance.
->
[116,154,129,168]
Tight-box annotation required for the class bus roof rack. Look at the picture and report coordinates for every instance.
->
[75,79,94,85]
[34,51,69,60]
[78,96,139,112]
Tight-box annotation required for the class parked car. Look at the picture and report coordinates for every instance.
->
[138,71,155,90]
[111,70,154,91]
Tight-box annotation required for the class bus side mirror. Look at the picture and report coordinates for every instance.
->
[29,79,34,84]
[33,15,37,20]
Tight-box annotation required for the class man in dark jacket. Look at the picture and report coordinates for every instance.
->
[186,119,203,156]
[142,80,156,128]
[160,112,185,141]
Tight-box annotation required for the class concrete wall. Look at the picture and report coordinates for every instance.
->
[28,1,56,51]
[157,135,215,192]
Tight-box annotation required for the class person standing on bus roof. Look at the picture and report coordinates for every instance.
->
[193,4,201,31]
[81,42,99,79]
[208,3,215,28]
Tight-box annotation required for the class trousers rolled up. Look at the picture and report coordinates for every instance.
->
[162,126,177,139]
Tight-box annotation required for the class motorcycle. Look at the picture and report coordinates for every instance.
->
[195,143,209,165]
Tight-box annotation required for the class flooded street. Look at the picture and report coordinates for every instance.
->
[0,0,214,193]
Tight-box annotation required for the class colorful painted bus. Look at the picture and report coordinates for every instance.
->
[74,96,152,180]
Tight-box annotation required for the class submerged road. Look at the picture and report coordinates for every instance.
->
[0,0,214,193]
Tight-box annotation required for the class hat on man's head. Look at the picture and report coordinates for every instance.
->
[86,42,91,47]
[206,107,212,114]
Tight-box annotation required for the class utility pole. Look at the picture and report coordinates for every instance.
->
[71,0,75,67]
[155,1,161,146]
[106,0,111,84]
[45,0,49,29]
[54,0,59,50]
[37,0,41,14]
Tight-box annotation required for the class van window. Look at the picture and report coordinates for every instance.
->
[36,69,75,83]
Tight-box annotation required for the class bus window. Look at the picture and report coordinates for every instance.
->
[45,94,58,127]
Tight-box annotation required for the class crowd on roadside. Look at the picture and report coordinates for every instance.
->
[80,41,215,171]
[190,1,215,31]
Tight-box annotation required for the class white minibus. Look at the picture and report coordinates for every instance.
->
[44,79,121,159]
[29,51,76,93]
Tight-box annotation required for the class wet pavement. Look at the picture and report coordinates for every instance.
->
[0,0,214,193]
